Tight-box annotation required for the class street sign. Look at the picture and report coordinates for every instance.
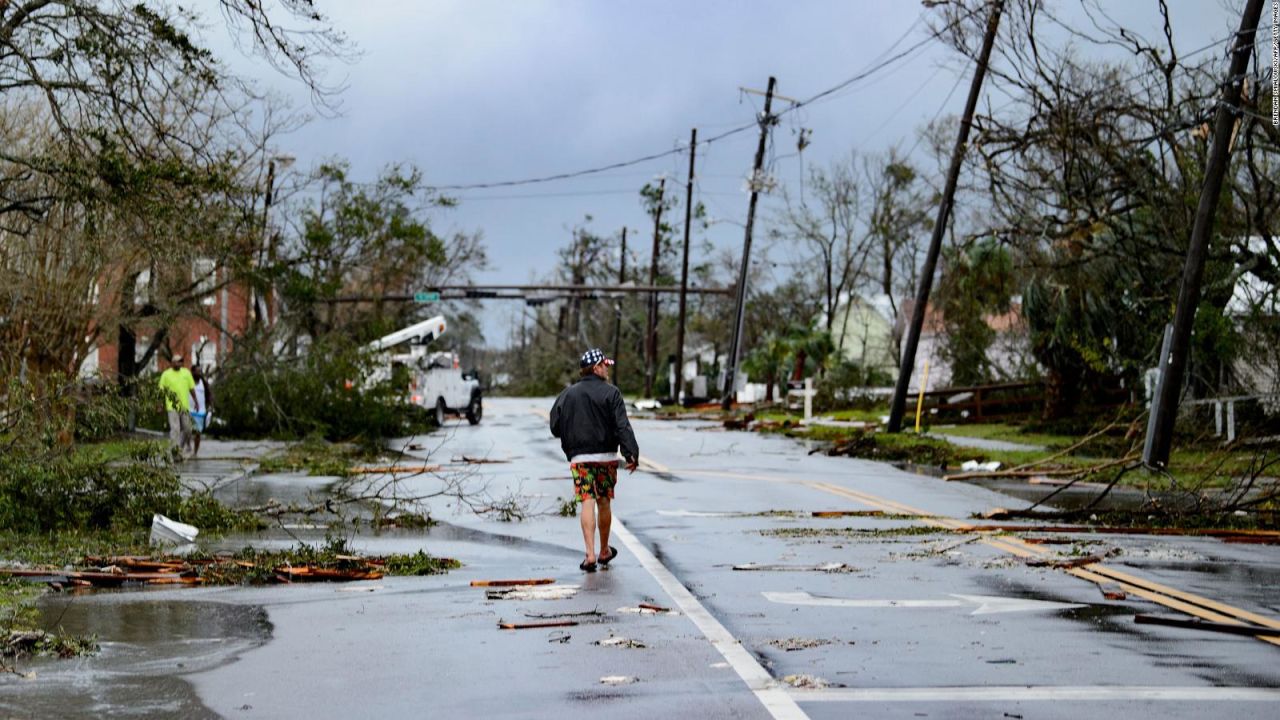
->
[414,291,440,303]
[763,591,1084,615]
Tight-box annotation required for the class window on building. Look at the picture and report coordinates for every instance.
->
[192,336,217,373]
[134,269,151,306]
[194,258,217,306]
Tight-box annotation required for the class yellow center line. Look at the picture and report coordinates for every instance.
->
[674,467,1280,646]
[1082,565,1280,631]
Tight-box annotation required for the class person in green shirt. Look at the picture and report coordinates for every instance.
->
[158,354,196,456]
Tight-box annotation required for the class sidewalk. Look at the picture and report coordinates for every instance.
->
[174,439,284,493]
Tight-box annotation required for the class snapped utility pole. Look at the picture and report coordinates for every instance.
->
[644,178,666,399]
[675,128,698,405]
[887,0,1004,432]
[1145,0,1265,466]
[613,227,627,389]
[722,76,777,410]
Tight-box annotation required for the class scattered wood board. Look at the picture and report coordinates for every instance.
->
[274,566,383,582]
[498,620,579,630]
[471,578,555,587]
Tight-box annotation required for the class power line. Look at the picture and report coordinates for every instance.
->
[426,8,979,193]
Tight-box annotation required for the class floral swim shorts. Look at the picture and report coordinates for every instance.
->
[570,461,619,502]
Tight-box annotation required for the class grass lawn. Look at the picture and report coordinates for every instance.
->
[927,422,1078,449]
[762,415,1273,492]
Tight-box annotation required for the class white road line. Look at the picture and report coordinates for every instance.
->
[789,686,1280,703]
[611,520,808,720]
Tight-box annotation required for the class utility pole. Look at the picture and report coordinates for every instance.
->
[613,228,627,389]
[675,128,698,406]
[644,178,666,399]
[1146,0,1265,466]
[722,76,777,410]
[251,158,278,330]
[887,0,1004,432]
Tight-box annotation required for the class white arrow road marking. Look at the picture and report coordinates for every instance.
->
[763,591,1084,615]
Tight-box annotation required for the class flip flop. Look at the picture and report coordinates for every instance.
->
[598,545,619,566]
[579,559,597,572]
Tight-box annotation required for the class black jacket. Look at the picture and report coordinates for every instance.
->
[549,375,640,463]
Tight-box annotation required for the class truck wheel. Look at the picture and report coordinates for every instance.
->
[434,398,447,426]
[466,394,482,425]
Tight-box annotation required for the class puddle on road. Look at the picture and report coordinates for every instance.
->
[423,520,581,558]
[0,597,270,718]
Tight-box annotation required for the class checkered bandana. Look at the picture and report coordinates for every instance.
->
[579,348,614,368]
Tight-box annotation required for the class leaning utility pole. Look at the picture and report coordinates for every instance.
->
[675,128,698,405]
[1145,0,1265,467]
[887,1,1004,432]
[613,228,628,389]
[722,76,777,411]
[644,178,666,399]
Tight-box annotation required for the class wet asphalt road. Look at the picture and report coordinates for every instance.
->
[4,397,1280,719]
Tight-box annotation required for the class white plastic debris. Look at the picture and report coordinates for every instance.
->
[632,399,662,410]
[150,514,199,545]
[959,460,1002,472]
[783,674,833,689]
[596,636,645,649]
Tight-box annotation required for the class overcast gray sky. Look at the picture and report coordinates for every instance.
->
[222,0,1240,347]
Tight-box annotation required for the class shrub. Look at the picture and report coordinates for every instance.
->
[213,335,432,445]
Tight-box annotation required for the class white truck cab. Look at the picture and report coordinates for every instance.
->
[367,315,482,425]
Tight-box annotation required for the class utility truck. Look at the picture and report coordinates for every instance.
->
[365,315,482,425]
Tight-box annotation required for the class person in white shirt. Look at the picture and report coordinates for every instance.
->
[189,365,213,458]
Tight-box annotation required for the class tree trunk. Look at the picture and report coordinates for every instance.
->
[1042,365,1081,420]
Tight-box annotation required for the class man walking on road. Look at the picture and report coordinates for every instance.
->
[158,354,196,458]
[550,348,639,572]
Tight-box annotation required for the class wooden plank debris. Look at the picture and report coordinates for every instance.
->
[274,566,383,582]
[1098,583,1127,600]
[498,620,579,630]
[1025,555,1103,569]
[470,578,555,587]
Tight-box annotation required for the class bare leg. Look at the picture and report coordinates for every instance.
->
[597,497,612,560]
[192,432,201,457]
[579,497,597,563]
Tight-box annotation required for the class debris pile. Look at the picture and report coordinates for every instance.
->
[0,548,458,589]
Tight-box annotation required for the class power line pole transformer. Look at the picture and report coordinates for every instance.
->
[887,0,1004,432]
[675,128,698,405]
[644,178,666,399]
[722,76,777,411]
[1145,0,1265,466]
